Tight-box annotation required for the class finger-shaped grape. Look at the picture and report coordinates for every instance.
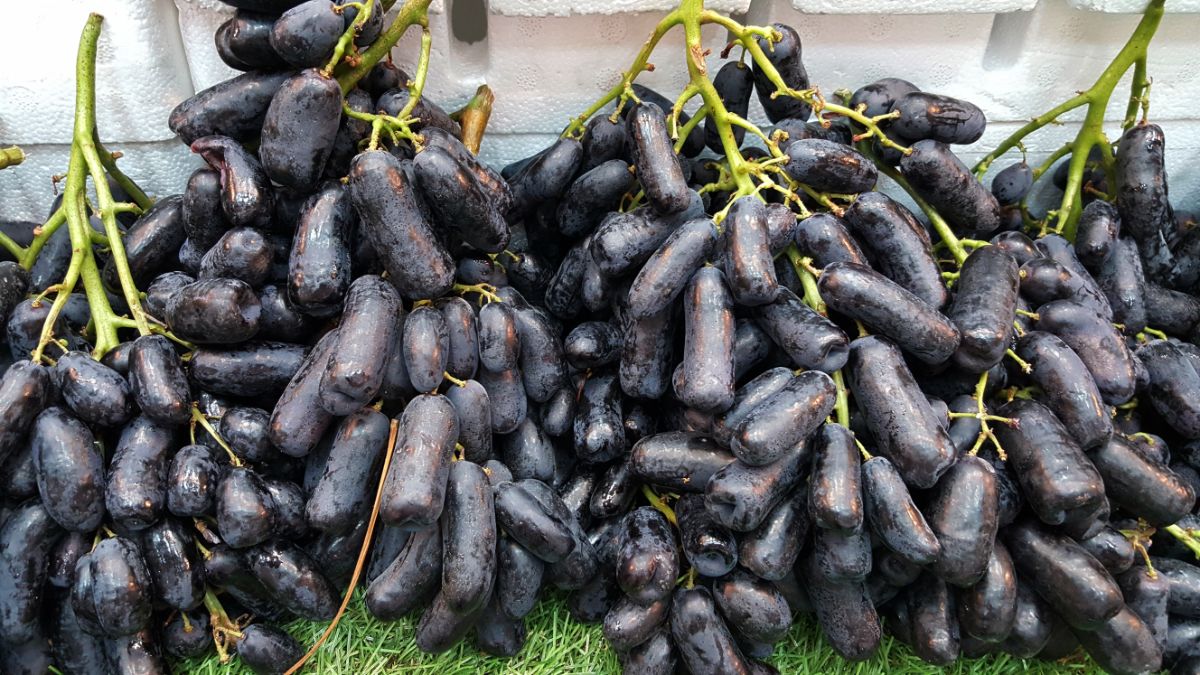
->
[415,146,511,252]
[631,431,734,493]
[319,274,401,412]
[169,71,290,144]
[627,103,690,215]
[706,440,809,532]
[260,69,342,189]
[1003,519,1122,630]
[1016,331,1112,451]
[365,525,442,620]
[892,92,986,144]
[1090,435,1195,526]
[380,395,457,529]
[0,502,63,644]
[948,244,1020,373]
[166,278,262,344]
[191,135,274,228]
[237,623,305,674]
[1116,124,1174,279]
[1076,200,1121,271]
[140,518,205,611]
[347,151,455,299]
[216,467,277,548]
[1138,339,1200,440]
[268,328,338,456]
[246,539,338,620]
[1035,300,1136,405]
[751,24,811,123]
[843,191,948,309]
[906,572,960,666]
[89,537,153,637]
[900,140,1001,236]
[752,287,848,373]
[269,0,342,67]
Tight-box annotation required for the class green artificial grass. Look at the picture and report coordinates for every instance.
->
[186,592,1102,674]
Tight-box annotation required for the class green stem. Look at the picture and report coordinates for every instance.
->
[0,230,23,260]
[972,94,1089,179]
[562,10,681,138]
[784,245,826,316]
[832,370,850,428]
[21,210,67,271]
[323,1,371,76]
[94,137,151,210]
[1165,524,1200,560]
[395,25,433,125]
[641,485,678,526]
[0,146,24,169]
[334,0,434,93]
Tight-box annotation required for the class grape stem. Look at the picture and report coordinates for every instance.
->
[455,84,495,155]
[0,146,24,170]
[642,485,678,526]
[1164,523,1200,560]
[28,14,171,361]
[203,589,244,664]
[334,0,433,93]
[971,0,1165,239]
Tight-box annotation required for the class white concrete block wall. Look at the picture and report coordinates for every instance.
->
[0,0,1198,223]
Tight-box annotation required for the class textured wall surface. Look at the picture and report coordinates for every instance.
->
[0,0,1197,222]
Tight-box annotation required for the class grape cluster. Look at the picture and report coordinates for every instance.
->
[0,1,1198,674]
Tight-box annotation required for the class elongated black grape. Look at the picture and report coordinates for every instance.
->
[808,423,863,531]
[492,480,575,564]
[630,431,734,493]
[628,103,690,215]
[1016,331,1111,450]
[581,114,629,172]
[713,367,791,446]
[415,146,511,252]
[191,341,306,399]
[1036,299,1136,404]
[88,536,153,637]
[438,296,479,381]
[792,213,867,270]
[286,181,353,315]
[260,68,342,189]
[105,414,175,531]
[739,487,807,581]
[1139,339,1200,440]
[820,262,960,365]
[615,507,678,605]
[191,135,274,228]
[573,372,624,464]
[847,336,955,489]
[445,379,492,462]
[1072,606,1163,675]
[926,455,999,587]
[558,159,635,238]
[627,217,718,319]
[752,23,811,123]
[1004,519,1122,630]
[590,211,673,278]
[268,329,337,456]
[166,277,262,344]
[237,624,305,674]
[217,467,278,549]
[1020,256,1113,320]
[477,365,528,434]
[671,493,736,579]
[752,287,848,373]
[674,267,735,413]
[270,0,342,67]
[506,137,582,222]
[348,151,455,299]
[306,408,388,533]
[441,461,497,614]
[801,554,881,661]
[103,194,186,289]
[165,444,220,517]
[1076,200,1121,271]
[723,196,779,307]
[495,535,543,620]
[1116,124,1174,279]
[380,395,458,529]
[565,321,622,370]
[706,440,809,532]
[906,572,960,666]
[994,399,1105,533]
[365,525,442,620]
[246,539,338,620]
[1145,282,1200,336]
[217,10,285,71]
[319,274,401,412]
[31,407,105,532]
[512,304,567,403]
[500,417,555,483]
[0,502,62,644]
[843,191,947,308]
[956,540,1017,643]
[849,77,919,117]
[900,140,1001,236]
[0,361,51,464]
[784,139,876,193]
[402,305,449,393]
[948,245,1019,372]
[182,168,229,252]
[1091,435,1195,526]
[1118,565,1170,657]
[54,350,132,427]
[892,92,986,144]
[619,300,676,400]
[732,371,834,467]
[169,70,290,144]
[714,568,791,645]
[140,518,204,611]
